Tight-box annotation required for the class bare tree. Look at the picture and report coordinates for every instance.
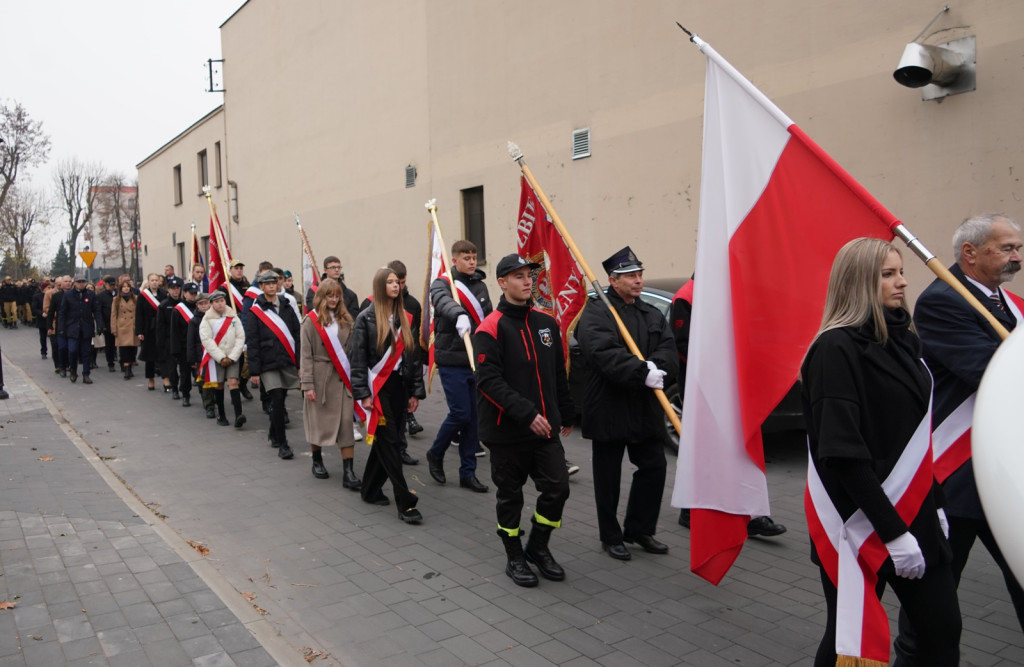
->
[94,174,138,274]
[0,185,48,279]
[0,101,51,215]
[53,158,105,268]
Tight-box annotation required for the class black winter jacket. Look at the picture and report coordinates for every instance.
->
[31,290,46,329]
[350,307,425,403]
[187,310,205,365]
[58,287,102,339]
[244,295,301,375]
[95,288,115,330]
[577,287,678,441]
[429,268,491,367]
[169,300,198,357]
[0,282,17,303]
[474,298,574,445]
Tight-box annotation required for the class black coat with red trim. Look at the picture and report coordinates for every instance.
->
[474,297,574,445]
[244,294,301,376]
[350,306,426,402]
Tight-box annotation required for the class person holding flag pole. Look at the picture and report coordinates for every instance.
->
[189,224,209,292]
[423,200,490,494]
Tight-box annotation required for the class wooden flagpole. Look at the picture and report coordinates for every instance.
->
[294,213,321,294]
[425,199,476,370]
[508,142,682,436]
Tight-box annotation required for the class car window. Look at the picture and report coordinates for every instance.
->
[639,292,671,320]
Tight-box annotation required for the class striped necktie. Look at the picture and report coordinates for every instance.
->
[989,292,1006,312]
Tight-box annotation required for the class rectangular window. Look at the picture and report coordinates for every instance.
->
[197,149,208,193]
[214,142,222,188]
[172,164,182,205]
[176,242,185,277]
[462,186,486,264]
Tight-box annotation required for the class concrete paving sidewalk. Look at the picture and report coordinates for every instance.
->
[1,325,1022,666]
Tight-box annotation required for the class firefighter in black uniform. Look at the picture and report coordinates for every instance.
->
[473,254,574,588]
[169,282,200,406]
[156,277,183,397]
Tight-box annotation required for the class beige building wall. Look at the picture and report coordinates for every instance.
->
[139,0,1024,304]
[137,107,228,280]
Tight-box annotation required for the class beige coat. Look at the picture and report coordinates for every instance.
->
[111,294,138,347]
[300,314,355,447]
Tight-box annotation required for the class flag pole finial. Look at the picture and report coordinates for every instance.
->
[424,198,437,213]
[294,212,301,229]
[507,141,523,163]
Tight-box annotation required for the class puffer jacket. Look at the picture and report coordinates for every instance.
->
[429,268,491,367]
[199,309,245,364]
[244,294,301,375]
[350,306,425,402]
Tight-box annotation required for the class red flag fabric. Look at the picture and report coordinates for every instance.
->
[671,37,897,586]
[516,177,586,359]
[207,209,232,296]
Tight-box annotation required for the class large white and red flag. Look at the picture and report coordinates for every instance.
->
[421,219,447,391]
[516,177,586,359]
[207,207,232,297]
[671,36,898,585]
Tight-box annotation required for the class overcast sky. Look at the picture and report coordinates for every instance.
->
[2,0,243,186]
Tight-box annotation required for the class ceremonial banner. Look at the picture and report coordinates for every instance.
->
[208,209,232,296]
[190,227,209,291]
[516,176,586,359]
[672,37,896,587]
[421,220,447,391]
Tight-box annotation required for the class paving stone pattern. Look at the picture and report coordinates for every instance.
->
[1,327,1022,665]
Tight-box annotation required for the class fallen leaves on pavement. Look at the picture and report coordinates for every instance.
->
[36,456,53,462]
[186,540,210,556]
[301,647,327,662]
[0,601,16,610]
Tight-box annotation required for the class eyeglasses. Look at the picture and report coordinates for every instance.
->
[325,265,342,271]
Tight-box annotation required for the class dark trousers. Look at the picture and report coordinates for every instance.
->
[143,360,156,379]
[37,327,48,356]
[267,388,288,445]
[175,356,192,396]
[591,438,666,544]
[66,335,93,377]
[161,356,178,387]
[53,334,68,370]
[102,331,116,365]
[819,561,960,667]
[894,514,1024,663]
[361,374,416,511]
[428,365,478,479]
[118,346,137,365]
[488,439,570,532]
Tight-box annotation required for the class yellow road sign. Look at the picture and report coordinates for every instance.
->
[79,251,98,268]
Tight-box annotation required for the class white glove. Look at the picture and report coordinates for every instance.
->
[456,314,471,337]
[644,366,667,390]
[885,532,926,579]
[645,360,657,371]
[937,508,949,539]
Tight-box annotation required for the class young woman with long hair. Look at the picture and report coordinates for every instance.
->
[111,277,138,380]
[351,268,425,523]
[802,238,960,666]
[300,278,361,488]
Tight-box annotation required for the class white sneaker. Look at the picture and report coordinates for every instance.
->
[353,424,363,441]
[566,462,580,476]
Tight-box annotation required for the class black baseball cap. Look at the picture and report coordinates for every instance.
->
[495,253,541,278]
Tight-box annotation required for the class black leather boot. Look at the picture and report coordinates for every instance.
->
[498,530,538,588]
[524,521,565,581]
[342,458,361,490]
[312,450,329,479]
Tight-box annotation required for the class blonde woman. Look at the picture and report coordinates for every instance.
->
[802,238,959,666]
[351,268,425,523]
[300,278,361,488]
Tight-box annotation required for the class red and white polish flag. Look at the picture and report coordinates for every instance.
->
[671,36,897,585]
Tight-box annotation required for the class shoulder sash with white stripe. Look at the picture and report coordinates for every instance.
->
[439,275,485,325]
[174,302,194,324]
[140,288,160,310]
[199,316,234,383]
[308,310,365,421]
[364,331,406,445]
[804,395,934,666]
[251,304,296,364]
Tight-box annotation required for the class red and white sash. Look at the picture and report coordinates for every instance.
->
[229,283,245,311]
[365,331,405,445]
[933,289,1024,482]
[245,285,262,301]
[174,302,194,324]
[439,276,485,325]
[805,397,935,665]
[140,288,160,311]
[308,310,366,421]
[199,316,234,383]
[251,303,296,364]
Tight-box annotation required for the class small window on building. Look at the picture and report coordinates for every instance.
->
[197,149,208,193]
[405,164,417,188]
[214,142,222,188]
[462,186,486,264]
[572,128,591,160]
[173,164,182,205]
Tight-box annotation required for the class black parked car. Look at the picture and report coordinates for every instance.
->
[567,278,804,454]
